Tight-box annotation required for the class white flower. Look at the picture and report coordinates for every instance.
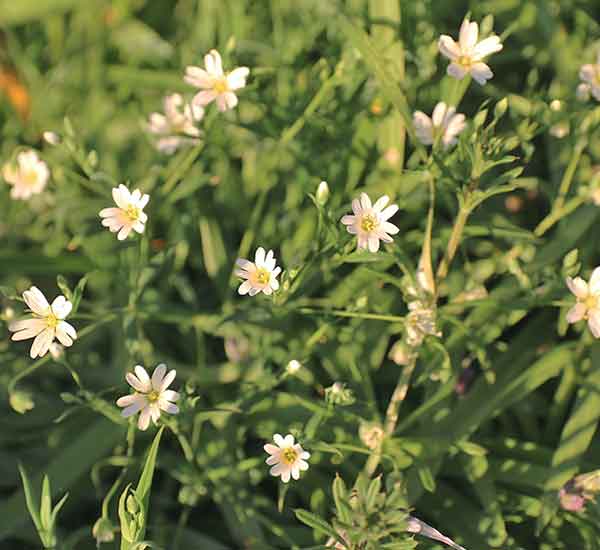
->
[2,150,49,200]
[579,53,600,102]
[577,83,592,102]
[286,359,302,374]
[235,247,281,296]
[116,364,180,431]
[566,268,600,338]
[8,286,77,359]
[184,49,249,112]
[99,184,149,241]
[405,300,441,347]
[413,102,466,149]
[147,93,204,154]
[263,433,310,483]
[438,17,503,85]
[341,193,399,253]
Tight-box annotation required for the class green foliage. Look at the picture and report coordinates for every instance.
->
[3,1,600,549]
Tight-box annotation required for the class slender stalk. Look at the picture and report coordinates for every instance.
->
[364,353,417,476]
[436,204,470,282]
[534,139,586,237]
[298,307,404,323]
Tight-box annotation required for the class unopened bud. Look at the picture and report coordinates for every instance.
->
[286,359,302,374]
[549,99,562,112]
[92,517,115,543]
[9,390,35,414]
[43,131,61,146]
[325,382,355,406]
[316,180,330,205]
[494,97,508,119]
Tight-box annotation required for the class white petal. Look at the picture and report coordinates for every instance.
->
[280,469,291,483]
[431,102,448,127]
[438,35,461,60]
[380,204,399,220]
[472,35,503,60]
[206,49,223,76]
[589,310,600,338]
[264,443,279,455]
[216,94,229,112]
[566,277,589,299]
[470,62,493,85]
[116,394,140,407]
[589,267,600,294]
[270,463,283,477]
[580,64,596,84]
[341,214,356,225]
[413,111,434,145]
[117,225,132,241]
[184,66,213,88]
[223,91,238,110]
[30,328,54,358]
[161,389,180,402]
[447,62,467,80]
[255,247,266,266]
[459,19,478,51]
[381,221,400,235]
[566,303,586,323]
[55,325,73,346]
[273,434,285,447]
[159,402,179,414]
[51,295,72,319]
[359,193,372,210]
[373,195,390,212]
[238,280,253,295]
[159,369,176,392]
[298,459,309,471]
[151,364,166,389]
[265,455,279,466]
[192,90,218,107]
[112,185,130,209]
[351,198,362,215]
[227,67,249,90]
[291,467,300,480]
[368,235,380,253]
[138,408,151,430]
[23,286,50,316]
[9,318,47,339]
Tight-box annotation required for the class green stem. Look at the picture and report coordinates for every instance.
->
[534,139,586,237]
[297,307,404,323]
[436,201,470,283]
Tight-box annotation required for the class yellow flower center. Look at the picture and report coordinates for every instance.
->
[254,268,270,286]
[360,214,378,233]
[281,447,298,465]
[458,55,473,69]
[46,313,58,328]
[584,295,598,311]
[147,390,160,403]
[125,204,140,221]
[23,170,39,186]
[213,79,229,94]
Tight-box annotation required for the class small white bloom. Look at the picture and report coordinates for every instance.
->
[49,342,64,360]
[438,17,503,85]
[566,268,600,338]
[147,93,204,154]
[286,359,302,374]
[184,49,249,112]
[577,83,592,102]
[99,184,149,241]
[235,247,282,296]
[116,364,180,431]
[2,150,49,200]
[579,53,600,102]
[43,131,61,146]
[405,301,441,347]
[8,286,77,359]
[263,433,310,483]
[413,102,466,149]
[341,193,400,253]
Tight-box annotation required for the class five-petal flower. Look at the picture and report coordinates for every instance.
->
[578,53,600,102]
[184,49,249,112]
[99,184,149,241]
[116,364,180,431]
[341,193,400,252]
[566,268,600,338]
[438,17,503,85]
[264,433,310,483]
[235,247,282,296]
[2,150,50,200]
[148,93,204,154]
[413,102,466,149]
[8,286,77,358]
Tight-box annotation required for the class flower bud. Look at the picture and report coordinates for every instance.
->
[9,390,34,414]
[316,180,330,206]
[92,517,116,543]
[286,359,302,374]
[43,131,61,146]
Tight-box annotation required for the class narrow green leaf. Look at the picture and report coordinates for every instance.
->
[294,509,341,542]
[40,475,52,530]
[17,464,42,531]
